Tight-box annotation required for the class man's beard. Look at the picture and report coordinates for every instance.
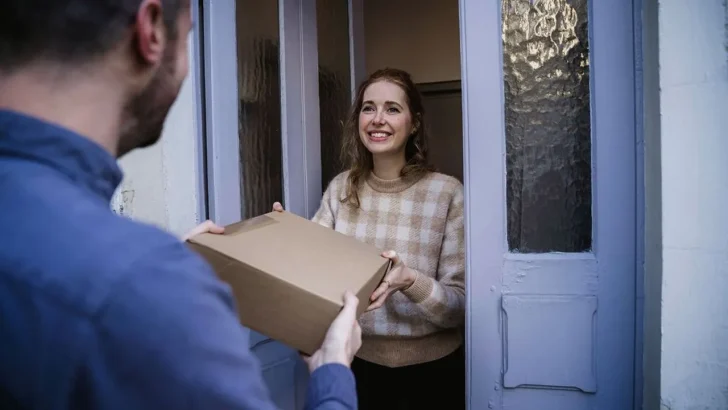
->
[117,50,180,157]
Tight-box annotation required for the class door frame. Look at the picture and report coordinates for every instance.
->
[459,1,506,407]
[194,0,644,408]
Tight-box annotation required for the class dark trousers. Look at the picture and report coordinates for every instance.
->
[351,345,465,410]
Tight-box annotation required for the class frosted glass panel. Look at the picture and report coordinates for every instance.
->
[502,0,592,253]
[317,0,352,191]
[236,0,283,219]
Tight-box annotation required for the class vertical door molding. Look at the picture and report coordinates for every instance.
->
[459,0,507,408]
[348,0,366,96]
[190,0,208,223]
[279,0,322,219]
[202,0,242,226]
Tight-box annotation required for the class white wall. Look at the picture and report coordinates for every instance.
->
[363,0,460,83]
[644,0,728,408]
[111,37,203,238]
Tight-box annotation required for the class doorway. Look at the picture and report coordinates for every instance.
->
[197,0,640,409]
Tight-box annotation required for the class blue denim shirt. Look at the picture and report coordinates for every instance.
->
[0,110,357,410]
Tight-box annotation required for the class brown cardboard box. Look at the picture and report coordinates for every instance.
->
[187,211,390,355]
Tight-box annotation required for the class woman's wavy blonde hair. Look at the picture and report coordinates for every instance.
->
[340,68,434,208]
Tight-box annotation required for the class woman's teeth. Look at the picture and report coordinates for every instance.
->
[369,132,390,141]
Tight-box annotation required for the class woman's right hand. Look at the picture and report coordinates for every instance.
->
[272,202,284,212]
[181,220,225,242]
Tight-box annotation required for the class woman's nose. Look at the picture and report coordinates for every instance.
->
[373,110,385,125]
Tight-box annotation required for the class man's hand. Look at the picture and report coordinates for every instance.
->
[181,220,225,242]
[303,291,362,373]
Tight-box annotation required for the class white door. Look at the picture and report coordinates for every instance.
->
[462,0,638,409]
[199,0,364,408]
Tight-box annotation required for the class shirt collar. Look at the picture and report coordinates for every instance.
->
[0,109,123,201]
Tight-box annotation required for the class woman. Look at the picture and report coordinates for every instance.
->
[185,68,465,409]
[312,68,465,409]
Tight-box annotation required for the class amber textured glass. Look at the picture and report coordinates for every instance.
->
[236,1,283,219]
[317,0,352,191]
[502,0,592,253]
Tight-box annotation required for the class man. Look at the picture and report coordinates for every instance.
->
[0,1,361,409]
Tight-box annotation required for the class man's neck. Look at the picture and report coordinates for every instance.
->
[0,65,125,157]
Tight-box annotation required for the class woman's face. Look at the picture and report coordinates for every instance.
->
[358,80,414,158]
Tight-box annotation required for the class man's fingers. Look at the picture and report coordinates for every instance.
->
[341,291,359,315]
[182,220,224,241]
[327,290,359,332]
[208,223,225,234]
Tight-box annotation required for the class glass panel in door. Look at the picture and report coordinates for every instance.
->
[236,0,284,219]
[316,0,352,190]
[502,0,592,253]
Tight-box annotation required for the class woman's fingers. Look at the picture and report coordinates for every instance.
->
[370,281,389,302]
[382,250,401,266]
[366,292,388,311]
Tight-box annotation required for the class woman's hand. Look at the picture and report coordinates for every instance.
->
[367,251,417,311]
[272,202,284,212]
[181,220,225,242]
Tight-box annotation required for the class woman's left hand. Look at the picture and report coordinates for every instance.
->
[367,250,417,311]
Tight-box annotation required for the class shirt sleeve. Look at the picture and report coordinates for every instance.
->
[304,364,358,410]
[87,240,357,410]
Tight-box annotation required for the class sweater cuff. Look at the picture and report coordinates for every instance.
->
[401,271,434,303]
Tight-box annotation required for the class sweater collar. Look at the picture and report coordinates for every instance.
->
[366,171,421,193]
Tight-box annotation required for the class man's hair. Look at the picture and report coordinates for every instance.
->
[0,0,183,72]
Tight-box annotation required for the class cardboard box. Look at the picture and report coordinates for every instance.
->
[187,211,390,355]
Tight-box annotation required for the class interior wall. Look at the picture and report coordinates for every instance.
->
[363,0,463,182]
[363,0,461,83]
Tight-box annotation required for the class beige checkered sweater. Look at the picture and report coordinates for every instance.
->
[312,170,465,367]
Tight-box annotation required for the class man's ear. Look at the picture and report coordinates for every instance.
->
[134,0,167,65]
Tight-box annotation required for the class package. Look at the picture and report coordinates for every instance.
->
[187,211,390,355]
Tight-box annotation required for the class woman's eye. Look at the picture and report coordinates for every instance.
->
[387,107,400,114]
[361,106,374,113]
